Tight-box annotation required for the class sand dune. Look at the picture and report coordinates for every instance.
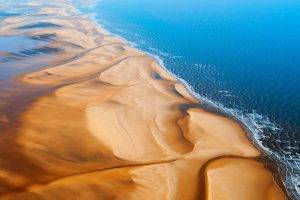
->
[204,158,286,200]
[0,1,286,200]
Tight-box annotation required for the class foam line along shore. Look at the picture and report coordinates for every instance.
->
[0,1,289,199]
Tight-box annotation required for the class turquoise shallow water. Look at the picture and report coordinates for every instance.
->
[73,0,300,198]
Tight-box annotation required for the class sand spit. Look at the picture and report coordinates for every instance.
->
[0,1,286,200]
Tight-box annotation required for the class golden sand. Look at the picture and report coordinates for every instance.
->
[204,158,286,200]
[0,1,286,200]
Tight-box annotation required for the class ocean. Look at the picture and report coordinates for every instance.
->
[73,0,300,198]
[0,0,299,198]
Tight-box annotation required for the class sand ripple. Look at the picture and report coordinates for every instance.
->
[0,1,287,200]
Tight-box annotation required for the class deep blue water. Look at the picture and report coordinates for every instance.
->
[75,0,300,198]
[0,0,298,198]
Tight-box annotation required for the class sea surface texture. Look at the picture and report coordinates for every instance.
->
[0,0,299,199]
[73,0,300,198]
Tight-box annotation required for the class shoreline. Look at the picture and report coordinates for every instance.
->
[0,1,289,199]
[75,4,293,198]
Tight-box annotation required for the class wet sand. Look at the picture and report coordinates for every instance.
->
[0,1,287,200]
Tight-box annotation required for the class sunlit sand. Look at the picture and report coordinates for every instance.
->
[0,1,286,199]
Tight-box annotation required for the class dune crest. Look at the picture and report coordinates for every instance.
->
[0,1,286,200]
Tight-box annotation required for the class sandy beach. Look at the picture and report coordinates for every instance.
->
[0,1,287,199]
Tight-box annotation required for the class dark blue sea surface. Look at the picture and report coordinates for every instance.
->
[74,0,300,198]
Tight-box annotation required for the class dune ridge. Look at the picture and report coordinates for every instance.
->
[0,1,287,199]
